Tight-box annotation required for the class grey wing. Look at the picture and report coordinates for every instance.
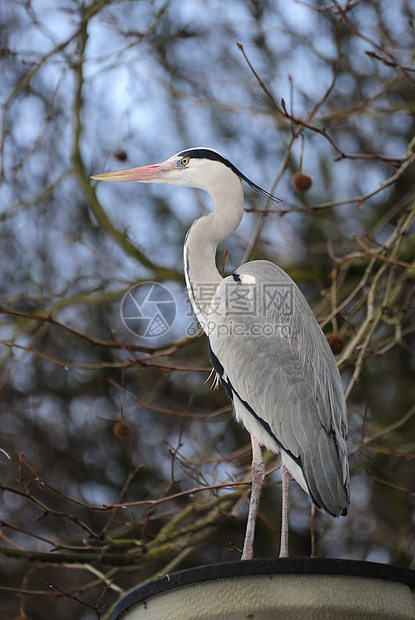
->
[208,261,350,517]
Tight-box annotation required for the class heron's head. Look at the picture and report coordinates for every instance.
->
[91,147,280,202]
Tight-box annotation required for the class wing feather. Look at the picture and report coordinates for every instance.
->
[208,260,349,516]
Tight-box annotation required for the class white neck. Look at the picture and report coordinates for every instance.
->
[183,171,244,329]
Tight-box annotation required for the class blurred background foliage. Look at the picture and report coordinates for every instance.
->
[0,0,414,618]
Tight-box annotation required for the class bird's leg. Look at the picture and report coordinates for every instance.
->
[279,464,291,558]
[241,434,265,560]
[310,504,316,557]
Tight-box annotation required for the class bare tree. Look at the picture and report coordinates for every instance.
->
[0,1,414,617]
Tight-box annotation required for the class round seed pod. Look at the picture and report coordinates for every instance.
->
[114,149,128,161]
[326,334,346,355]
[293,172,312,192]
[113,421,131,438]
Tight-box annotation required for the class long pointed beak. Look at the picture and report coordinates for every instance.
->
[91,160,174,183]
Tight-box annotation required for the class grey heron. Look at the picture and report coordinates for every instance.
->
[92,147,350,559]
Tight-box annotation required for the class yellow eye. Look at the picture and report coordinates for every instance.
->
[181,157,189,166]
